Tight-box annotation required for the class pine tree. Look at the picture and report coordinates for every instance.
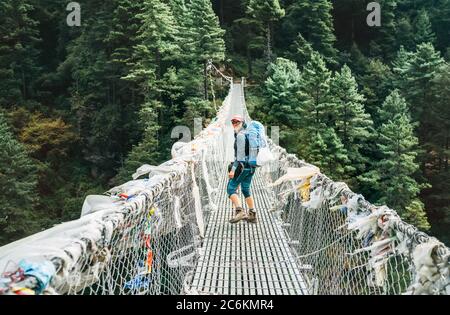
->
[331,65,373,187]
[414,9,436,45]
[377,0,399,61]
[358,59,394,198]
[181,97,214,130]
[114,101,161,184]
[428,63,450,173]
[399,43,444,123]
[297,52,348,178]
[360,59,394,126]
[391,43,447,234]
[403,199,431,231]
[135,0,180,79]
[396,17,416,50]
[232,14,266,78]
[186,0,225,100]
[341,43,368,77]
[432,0,450,52]
[391,46,414,91]
[374,90,430,229]
[109,0,145,148]
[0,112,38,245]
[422,62,450,233]
[188,0,226,62]
[397,44,446,179]
[285,33,314,69]
[169,0,197,65]
[121,0,179,167]
[67,0,147,179]
[264,58,301,124]
[246,0,285,62]
[264,58,301,146]
[297,52,333,126]
[0,0,41,107]
[226,0,266,78]
[282,0,337,66]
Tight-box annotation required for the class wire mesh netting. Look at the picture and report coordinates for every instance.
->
[262,141,449,295]
[0,79,448,295]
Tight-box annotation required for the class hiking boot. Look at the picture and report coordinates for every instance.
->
[229,207,246,223]
[246,210,257,223]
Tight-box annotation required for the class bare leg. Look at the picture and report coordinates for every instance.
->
[245,196,254,210]
[230,194,242,209]
[245,196,257,223]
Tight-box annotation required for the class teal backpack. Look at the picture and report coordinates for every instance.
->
[245,121,267,167]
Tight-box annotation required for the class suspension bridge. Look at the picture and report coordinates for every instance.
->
[0,70,448,295]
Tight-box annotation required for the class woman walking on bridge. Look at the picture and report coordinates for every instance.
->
[227,114,257,223]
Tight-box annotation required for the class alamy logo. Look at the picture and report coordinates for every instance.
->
[66,2,81,27]
[367,2,381,27]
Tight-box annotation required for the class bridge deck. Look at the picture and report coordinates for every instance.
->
[190,169,308,295]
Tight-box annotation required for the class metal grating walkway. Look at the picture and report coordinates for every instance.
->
[190,168,309,295]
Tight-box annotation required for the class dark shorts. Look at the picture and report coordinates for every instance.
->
[227,167,256,198]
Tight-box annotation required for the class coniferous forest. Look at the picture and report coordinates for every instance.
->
[0,0,449,246]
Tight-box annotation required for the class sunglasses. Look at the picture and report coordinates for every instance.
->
[231,120,242,125]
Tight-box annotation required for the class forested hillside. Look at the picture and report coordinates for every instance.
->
[0,0,448,246]
[0,0,226,245]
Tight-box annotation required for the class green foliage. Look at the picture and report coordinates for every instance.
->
[340,43,369,77]
[404,199,431,231]
[264,58,301,126]
[389,42,449,236]
[114,101,161,184]
[374,90,430,229]
[136,0,180,74]
[0,112,38,245]
[297,52,348,178]
[19,114,78,162]
[414,9,436,45]
[330,65,373,187]
[396,17,415,50]
[188,0,226,62]
[422,62,450,233]
[282,0,337,65]
[360,59,394,126]
[395,43,444,121]
[247,0,285,23]
[431,0,450,51]
[67,0,143,179]
[285,33,314,69]
[0,0,41,106]
[246,0,285,61]
[376,0,399,61]
[391,46,414,90]
[262,58,301,147]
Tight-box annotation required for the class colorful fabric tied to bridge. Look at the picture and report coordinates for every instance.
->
[0,259,55,295]
[0,80,448,296]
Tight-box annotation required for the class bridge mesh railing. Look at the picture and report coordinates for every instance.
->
[261,142,449,295]
[0,82,232,296]
[0,79,448,295]
[62,166,204,295]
